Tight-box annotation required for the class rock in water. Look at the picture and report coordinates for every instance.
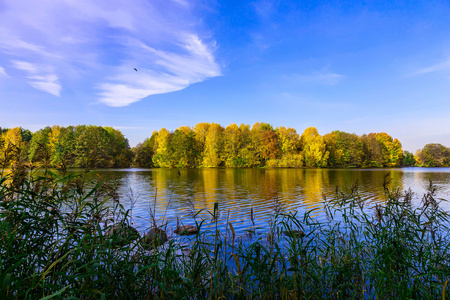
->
[174,224,198,236]
[142,228,168,249]
[106,223,140,247]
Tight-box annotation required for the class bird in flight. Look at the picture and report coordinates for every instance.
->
[134,68,137,71]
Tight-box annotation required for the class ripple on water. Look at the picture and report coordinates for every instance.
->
[62,168,450,237]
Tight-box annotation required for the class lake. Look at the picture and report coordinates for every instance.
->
[68,167,450,238]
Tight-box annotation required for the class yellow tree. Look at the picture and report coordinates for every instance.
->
[324,131,363,167]
[0,131,4,164]
[364,132,403,167]
[375,132,393,166]
[193,123,210,149]
[222,123,242,167]
[1,127,24,166]
[193,122,211,165]
[178,126,192,135]
[277,127,299,154]
[389,138,403,167]
[274,127,303,167]
[301,127,329,168]
[152,128,172,168]
[202,123,224,167]
[48,125,77,169]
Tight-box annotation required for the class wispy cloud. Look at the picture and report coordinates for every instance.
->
[289,71,344,85]
[408,59,450,77]
[0,66,9,77]
[11,60,39,74]
[11,60,61,96]
[28,75,62,97]
[0,0,220,105]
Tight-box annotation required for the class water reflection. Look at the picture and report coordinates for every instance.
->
[83,168,450,234]
[4,168,450,236]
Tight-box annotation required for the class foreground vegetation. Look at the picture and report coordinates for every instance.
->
[1,166,450,299]
[1,123,449,169]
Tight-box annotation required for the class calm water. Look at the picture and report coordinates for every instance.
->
[69,168,450,237]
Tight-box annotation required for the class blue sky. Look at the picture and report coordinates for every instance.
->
[1,0,449,152]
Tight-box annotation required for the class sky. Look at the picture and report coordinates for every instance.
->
[0,0,450,152]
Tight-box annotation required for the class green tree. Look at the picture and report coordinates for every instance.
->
[361,133,385,167]
[222,123,243,167]
[375,133,403,167]
[236,123,261,167]
[74,125,113,168]
[415,144,450,167]
[104,127,133,167]
[324,131,363,168]
[361,133,403,167]
[20,128,32,143]
[169,127,199,168]
[133,132,158,168]
[49,125,75,168]
[28,126,52,167]
[402,151,416,166]
[388,138,403,167]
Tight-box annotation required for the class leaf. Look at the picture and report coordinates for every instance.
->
[39,285,69,300]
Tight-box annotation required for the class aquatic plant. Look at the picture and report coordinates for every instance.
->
[1,168,450,299]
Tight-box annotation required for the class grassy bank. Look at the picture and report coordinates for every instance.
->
[1,169,450,299]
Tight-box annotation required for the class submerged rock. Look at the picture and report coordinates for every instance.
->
[283,230,305,238]
[106,223,140,247]
[142,228,168,249]
[174,225,198,236]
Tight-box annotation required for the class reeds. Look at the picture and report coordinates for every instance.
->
[1,169,450,299]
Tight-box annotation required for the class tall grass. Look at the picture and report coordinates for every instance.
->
[1,167,450,299]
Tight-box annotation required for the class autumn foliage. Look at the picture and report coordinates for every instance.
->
[133,123,410,168]
[0,125,133,169]
[2,123,448,169]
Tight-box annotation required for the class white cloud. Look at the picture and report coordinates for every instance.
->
[29,80,61,96]
[0,66,9,77]
[408,59,450,77]
[11,60,61,96]
[11,60,39,73]
[99,71,190,107]
[0,29,50,57]
[0,0,221,106]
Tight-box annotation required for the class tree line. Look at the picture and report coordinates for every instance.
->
[1,123,448,169]
[131,122,447,168]
[0,125,133,169]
